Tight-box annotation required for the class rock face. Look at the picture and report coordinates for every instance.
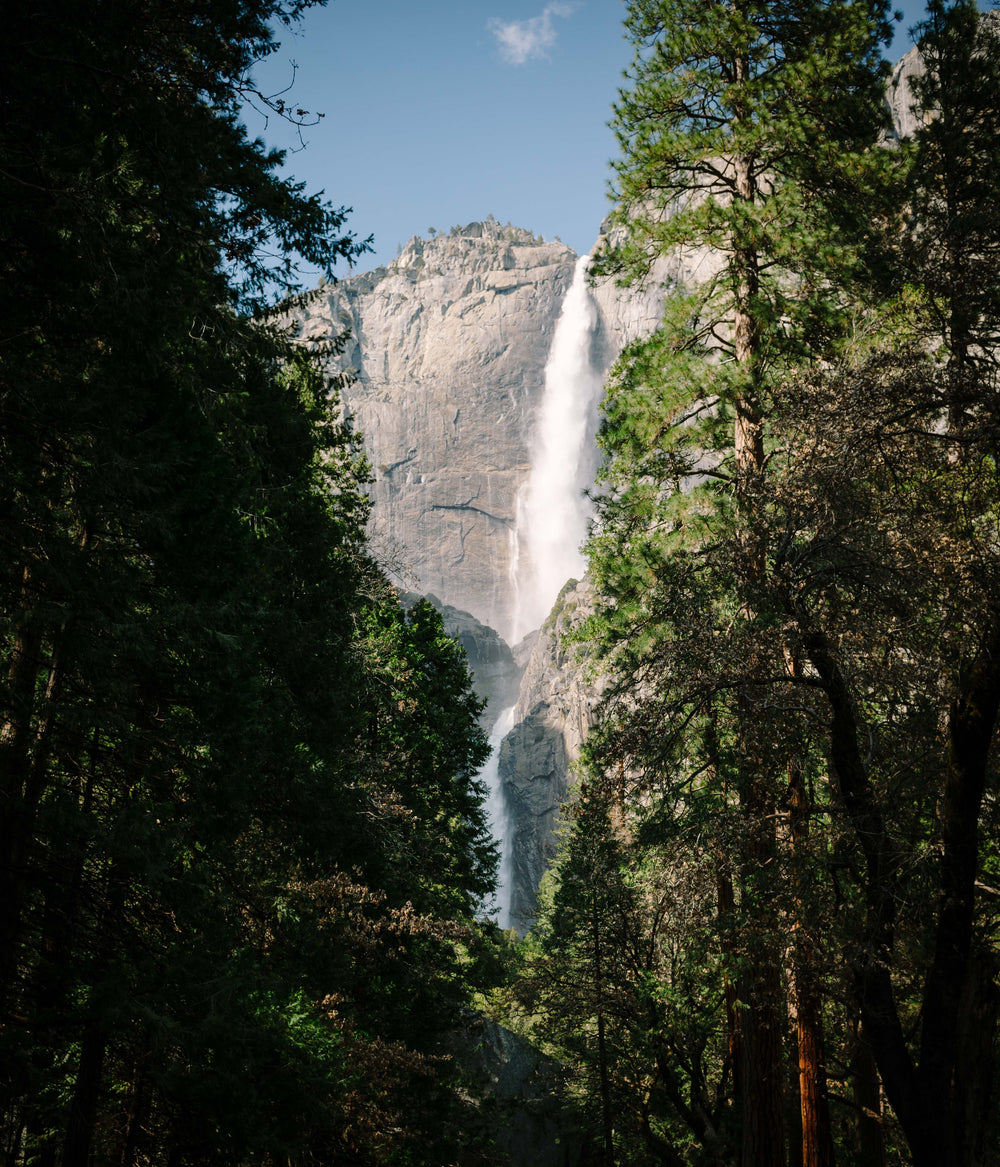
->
[588,219,721,377]
[401,591,520,732]
[287,220,578,643]
[500,578,600,933]
[283,221,652,929]
[885,43,925,142]
[447,1011,586,1167]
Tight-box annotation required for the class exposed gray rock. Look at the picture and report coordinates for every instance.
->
[400,591,520,732]
[447,1010,586,1167]
[285,220,578,644]
[885,43,926,142]
[500,579,601,934]
[588,232,719,377]
[884,15,1000,147]
[279,221,639,931]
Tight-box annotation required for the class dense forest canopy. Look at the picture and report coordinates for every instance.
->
[513,1,1000,1165]
[3,0,1000,1165]
[0,2,503,1164]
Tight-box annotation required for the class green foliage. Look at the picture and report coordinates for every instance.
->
[0,2,500,1165]
[516,784,740,1163]
[595,0,897,367]
[520,3,1000,1165]
[904,0,1000,424]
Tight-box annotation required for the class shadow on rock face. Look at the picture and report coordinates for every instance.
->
[446,1009,589,1167]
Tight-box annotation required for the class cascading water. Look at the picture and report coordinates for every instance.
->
[481,705,517,929]
[512,254,603,643]
[481,254,603,930]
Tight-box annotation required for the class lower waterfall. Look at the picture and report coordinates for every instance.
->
[482,704,518,930]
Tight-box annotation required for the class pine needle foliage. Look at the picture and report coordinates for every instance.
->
[522,2,1000,1165]
[0,3,501,1165]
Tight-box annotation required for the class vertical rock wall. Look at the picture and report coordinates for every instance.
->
[500,578,600,932]
[286,220,578,644]
[284,219,660,930]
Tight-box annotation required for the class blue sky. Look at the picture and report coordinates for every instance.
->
[246,1,933,281]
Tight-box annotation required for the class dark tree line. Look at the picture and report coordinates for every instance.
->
[1,2,502,1164]
[510,2,1000,1165]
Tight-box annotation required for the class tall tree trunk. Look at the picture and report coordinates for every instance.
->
[61,1019,108,1167]
[737,735,786,1167]
[955,946,1000,1166]
[118,1052,150,1167]
[731,101,785,1158]
[788,760,835,1167]
[801,619,1000,1167]
[25,737,98,1167]
[737,935,786,1167]
[850,1019,884,1167]
[0,571,45,1011]
[593,892,616,1167]
[1,533,79,1017]
[918,624,1000,1166]
[786,1021,804,1167]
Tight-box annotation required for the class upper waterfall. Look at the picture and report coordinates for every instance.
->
[512,255,604,643]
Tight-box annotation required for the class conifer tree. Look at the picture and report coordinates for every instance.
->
[905,0,1000,430]
[554,4,1000,1165]
[743,6,1000,1162]
[0,3,500,1164]
[594,0,895,491]
[584,2,897,1163]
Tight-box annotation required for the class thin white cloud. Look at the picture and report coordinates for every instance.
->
[488,3,574,65]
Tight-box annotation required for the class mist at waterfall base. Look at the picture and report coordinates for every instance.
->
[513,255,604,645]
[482,706,517,929]
[482,255,603,931]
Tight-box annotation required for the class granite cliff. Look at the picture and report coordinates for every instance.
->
[286,219,577,645]
[284,222,613,929]
[282,213,749,929]
[282,46,928,930]
[500,578,600,933]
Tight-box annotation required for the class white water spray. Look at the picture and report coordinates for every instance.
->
[480,253,603,930]
[481,704,518,930]
[512,255,603,642]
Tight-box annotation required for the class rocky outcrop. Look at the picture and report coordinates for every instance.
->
[286,220,578,643]
[447,1011,586,1167]
[401,591,520,732]
[282,222,609,931]
[499,578,601,933]
[282,216,712,931]
[588,220,720,377]
[885,43,925,142]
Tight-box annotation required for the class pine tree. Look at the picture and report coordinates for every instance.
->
[746,6,1000,1161]
[0,3,500,1164]
[905,0,1000,431]
[594,0,895,489]
[585,3,897,1162]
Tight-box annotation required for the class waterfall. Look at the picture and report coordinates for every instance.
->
[482,253,602,929]
[482,704,518,930]
[512,254,603,643]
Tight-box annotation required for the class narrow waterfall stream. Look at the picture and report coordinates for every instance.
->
[482,254,603,928]
[482,705,517,929]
